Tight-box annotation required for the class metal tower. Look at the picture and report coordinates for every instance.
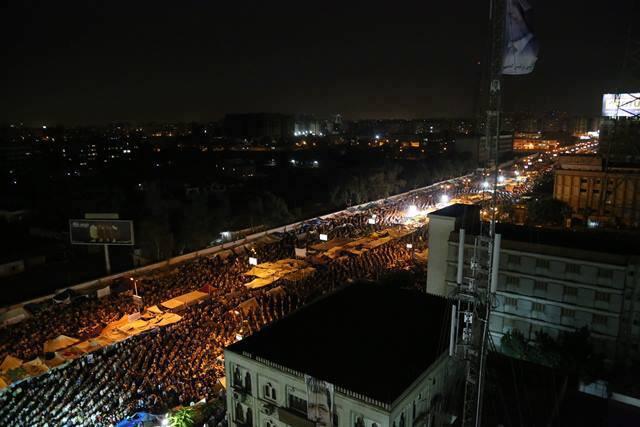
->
[449,1,505,426]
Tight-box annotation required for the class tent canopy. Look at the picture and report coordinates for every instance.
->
[43,335,79,353]
[0,355,23,372]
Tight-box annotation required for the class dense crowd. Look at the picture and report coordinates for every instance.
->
[0,177,465,426]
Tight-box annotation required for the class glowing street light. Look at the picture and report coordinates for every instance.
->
[406,205,419,218]
[497,175,505,183]
[440,194,450,204]
[482,181,490,189]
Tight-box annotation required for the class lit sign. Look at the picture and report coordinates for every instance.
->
[248,257,258,266]
[602,93,640,117]
[319,234,328,241]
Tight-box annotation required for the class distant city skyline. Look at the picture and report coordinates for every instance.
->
[2,0,637,125]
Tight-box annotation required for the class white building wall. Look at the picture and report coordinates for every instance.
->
[426,215,458,297]
[224,350,458,427]
[442,239,630,361]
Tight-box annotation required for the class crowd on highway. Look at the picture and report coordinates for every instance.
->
[0,177,450,426]
[0,155,559,425]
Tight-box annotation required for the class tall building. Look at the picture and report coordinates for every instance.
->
[224,283,460,427]
[426,204,640,368]
[553,155,640,227]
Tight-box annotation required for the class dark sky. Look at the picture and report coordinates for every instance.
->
[1,0,637,125]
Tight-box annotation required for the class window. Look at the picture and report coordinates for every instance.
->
[580,178,588,184]
[598,268,613,278]
[504,297,518,307]
[508,255,521,265]
[593,314,608,326]
[536,259,550,269]
[595,291,610,302]
[561,308,575,318]
[288,394,307,415]
[534,281,548,292]
[532,302,545,313]
[506,276,519,287]
[564,286,577,296]
[580,189,587,193]
[565,263,581,274]
[263,382,277,401]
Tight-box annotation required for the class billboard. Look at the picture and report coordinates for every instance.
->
[602,93,640,117]
[305,375,334,427]
[69,219,134,245]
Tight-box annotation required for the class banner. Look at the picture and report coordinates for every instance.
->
[69,219,134,245]
[96,286,111,299]
[305,375,334,427]
[503,0,538,75]
[294,247,307,258]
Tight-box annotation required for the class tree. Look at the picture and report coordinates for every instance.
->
[501,329,529,359]
[137,215,175,262]
[170,407,195,427]
[526,197,571,226]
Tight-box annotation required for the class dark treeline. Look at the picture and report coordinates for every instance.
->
[1,144,473,296]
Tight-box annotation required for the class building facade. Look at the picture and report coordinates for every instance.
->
[426,204,640,367]
[224,284,461,427]
[553,155,640,227]
[224,351,455,427]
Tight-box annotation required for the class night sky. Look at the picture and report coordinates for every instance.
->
[1,0,637,125]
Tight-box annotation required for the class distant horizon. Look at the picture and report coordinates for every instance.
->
[1,110,603,129]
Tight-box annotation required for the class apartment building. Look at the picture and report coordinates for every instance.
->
[427,204,640,366]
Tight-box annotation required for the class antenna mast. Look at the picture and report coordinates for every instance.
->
[450,1,504,426]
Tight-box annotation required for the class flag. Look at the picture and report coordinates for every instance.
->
[503,0,539,75]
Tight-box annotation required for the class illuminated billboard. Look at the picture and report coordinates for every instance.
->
[69,219,134,245]
[602,93,640,117]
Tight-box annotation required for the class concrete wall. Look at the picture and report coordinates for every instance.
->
[426,215,458,297]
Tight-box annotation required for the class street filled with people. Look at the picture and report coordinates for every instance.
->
[0,161,549,426]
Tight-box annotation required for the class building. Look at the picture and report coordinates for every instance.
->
[512,132,559,152]
[224,283,460,427]
[224,113,295,140]
[599,117,640,163]
[426,204,640,367]
[294,115,322,136]
[553,155,640,227]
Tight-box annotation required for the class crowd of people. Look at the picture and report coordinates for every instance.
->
[0,176,468,426]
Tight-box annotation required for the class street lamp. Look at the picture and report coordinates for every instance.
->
[406,205,419,218]
[440,194,450,204]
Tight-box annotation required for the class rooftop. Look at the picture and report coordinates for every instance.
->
[227,282,450,404]
[452,222,640,265]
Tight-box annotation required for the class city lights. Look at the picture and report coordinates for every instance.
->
[440,194,450,204]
